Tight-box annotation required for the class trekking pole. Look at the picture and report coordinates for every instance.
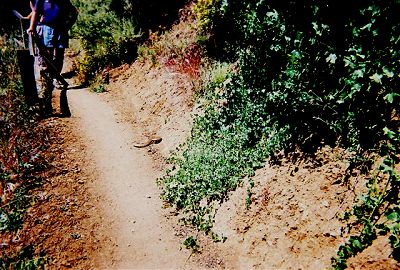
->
[12,10,38,106]
[28,32,37,56]
[20,20,26,48]
[12,10,26,48]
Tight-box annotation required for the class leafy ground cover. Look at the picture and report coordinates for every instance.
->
[0,36,49,268]
[157,1,400,267]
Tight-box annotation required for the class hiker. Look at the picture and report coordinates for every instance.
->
[27,0,77,115]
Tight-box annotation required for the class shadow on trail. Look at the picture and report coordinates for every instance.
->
[53,84,86,118]
[58,89,71,118]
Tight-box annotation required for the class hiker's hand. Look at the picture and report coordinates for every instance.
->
[26,27,34,34]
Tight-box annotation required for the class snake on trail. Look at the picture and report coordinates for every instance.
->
[133,137,162,148]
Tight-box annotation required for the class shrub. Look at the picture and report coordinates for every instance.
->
[110,0,188,32]
[192,0,222,34]
[0,35,46,232]
[72,0,141,82]
[0,34,47,267]
[161,0,400,240]
[213,0,400,151]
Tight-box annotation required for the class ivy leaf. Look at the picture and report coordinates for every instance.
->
[326,53,337,64]
[349,237,363,251]
[387,211,400,222]
[383,67,394,78]
[383,127,396,139]
[384,93,399,104]
[369,73,383,84]
[354,69,364,78]
[266,10,278,20]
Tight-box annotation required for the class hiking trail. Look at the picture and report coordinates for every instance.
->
[60,85,195,268]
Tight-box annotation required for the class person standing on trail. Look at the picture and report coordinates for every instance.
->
[27,0,77,116]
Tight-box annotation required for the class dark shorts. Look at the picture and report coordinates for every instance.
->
[37,25,68,48]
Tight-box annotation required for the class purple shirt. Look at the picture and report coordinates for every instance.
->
[34,0,71,27]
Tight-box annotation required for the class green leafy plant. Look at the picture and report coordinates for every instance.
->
[192,0,222,34]
[183,236,200,253]
[0,245,47,270]
[332,127,400,269]
[0,34,47,268]
[72,0,141,82]
[161,0,400,244]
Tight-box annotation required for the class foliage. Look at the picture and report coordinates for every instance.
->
[0,245,47,270]
[183,236,200,253]
[0,37,21,93]
[137,20,207,85]
[0,37,46,230]
[73,0,190,83]
[0,35,47,267]
[109,0,188,32]
[161,0,400,244]
[332,128,400,269]
[72,0,141,82]
[161,61,289,234]
[192,0,222,34]
[163,43,203,80]
[218,0,399,150]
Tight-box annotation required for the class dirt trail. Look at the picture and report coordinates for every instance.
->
[65,87,195,269]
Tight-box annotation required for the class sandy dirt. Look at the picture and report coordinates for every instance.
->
[65,86,198,269]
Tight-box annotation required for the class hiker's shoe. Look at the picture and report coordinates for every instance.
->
[54,79,67,89]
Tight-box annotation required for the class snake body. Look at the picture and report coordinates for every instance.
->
[133,137,162,148]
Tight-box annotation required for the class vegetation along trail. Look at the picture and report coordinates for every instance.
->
[64,85,196,268]
[2,0,399,268]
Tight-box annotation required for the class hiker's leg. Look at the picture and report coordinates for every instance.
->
[37,48,55,116]
[54,48,65,74]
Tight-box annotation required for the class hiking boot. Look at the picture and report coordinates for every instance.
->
[53,79,68,89]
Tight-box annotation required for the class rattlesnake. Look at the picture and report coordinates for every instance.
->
[133,137,162,148]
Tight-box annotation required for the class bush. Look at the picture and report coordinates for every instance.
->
[192,0,222,34]
[161,0,400,239]
[0,35,46,232]
[209,0,400,151]
[0,34,47,267]
[0,36,21,93]
[72,0,141,82]
[110,0,188,32]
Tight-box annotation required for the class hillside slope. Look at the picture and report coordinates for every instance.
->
[102,12,400,269]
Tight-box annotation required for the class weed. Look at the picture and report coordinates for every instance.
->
[0,245,47,269]
[0,187,32,232]
[246,179,255,210]
[332,128,400,269]
[0,34,47,267]
[183,236,200,253]
[164,44,203,79]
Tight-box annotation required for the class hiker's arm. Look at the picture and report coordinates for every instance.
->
[27,10,38,33]
[27,1,38,33]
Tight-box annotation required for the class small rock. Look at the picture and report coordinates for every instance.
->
[321,200,329,207]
